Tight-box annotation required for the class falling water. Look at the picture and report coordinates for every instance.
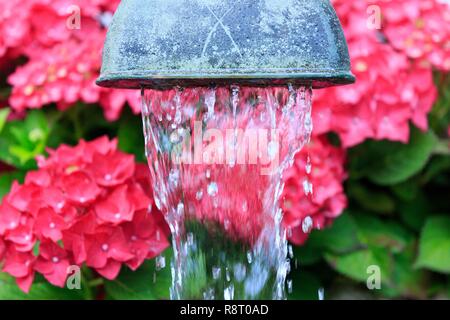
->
[141,85,313,300]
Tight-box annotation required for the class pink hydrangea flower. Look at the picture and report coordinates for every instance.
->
[282,135,348,245]
[380,0,450,71]
[0,137,169,292]
[315,0,439,147]
[3,0,137,119]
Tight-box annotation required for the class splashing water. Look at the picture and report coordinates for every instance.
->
[141,85,313,299]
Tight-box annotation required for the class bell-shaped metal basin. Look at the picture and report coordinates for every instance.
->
[97,0,355,89]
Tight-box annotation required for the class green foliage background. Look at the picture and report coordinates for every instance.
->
[0,75,449,300]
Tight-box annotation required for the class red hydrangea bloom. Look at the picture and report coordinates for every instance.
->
[2,249,35,292]
[8,35,104,111]
[380,0,450,71]
[282,135,348,245]
[34,240,71,287]
[0,137,169,292]
[315,0,439,147]
[3,0,138,119]
[0,0,32,58]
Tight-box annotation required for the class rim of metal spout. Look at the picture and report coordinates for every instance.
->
[96,0,356,90]
[97,70,355,90]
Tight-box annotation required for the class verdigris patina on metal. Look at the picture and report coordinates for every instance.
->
[97,0,355,89]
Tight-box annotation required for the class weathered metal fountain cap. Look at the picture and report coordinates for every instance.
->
[97,0,355,90]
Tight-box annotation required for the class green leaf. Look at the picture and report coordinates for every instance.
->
[292,243,323,266]
[368,128,437,185]
[416,216,450,273]
[306,213,361,254]
[0,171,26,201]
[390,179,420,202]
[397,192,429,232]
[349,126,437,185]
[0,110,49,169]
[422,156,450,184]
[288,270,322,300]
[354,214,413,253]
[0,108,9,133]
[390,248,429,299]
[347,183,396,214]
[118,111,145,162]
[0,272,85,300]
[104,249,172,300]
[325,248,393,286]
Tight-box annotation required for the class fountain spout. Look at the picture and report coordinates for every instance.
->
[96,0,354,90]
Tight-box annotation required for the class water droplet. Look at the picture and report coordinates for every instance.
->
[285,259,291,274]
[203,288,215,300]
[49,222,56,229]
[228,156,236,168]
[318,287,325,300]
[224,284,234,300]
[224,219,230,230]
[267,141,279,160]
[52,256,59,264]
[233,263,247,282]
[212,267,221,280]
[287,279,293,293]
[101,244,109,252]
[205,169,211,179]
[195,190,203,200]
[244,262,269,298]
[205,90,216,119]
[156,255,166,271]
[304,113,313,133]
[166,114,172,121]
[212,197,219,208]
[287,227,293,238]
[176,203,184,217]
[303,179,313,196]
[174,110,182,125]
[170,131,181,144]
[242,200,248,212]
[247,251,253,264]
[305,156,312,174]
[169,169,180,188]
[288,245,294,259]
[226,268,231,282]
[154,197,161,210]
[187,233,194,246]
[207,182,218,197]
[302,216,313,234]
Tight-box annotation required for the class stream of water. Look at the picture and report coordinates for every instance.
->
[141,85,313,300]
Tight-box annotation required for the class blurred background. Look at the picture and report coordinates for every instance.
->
[0,0,449,299]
